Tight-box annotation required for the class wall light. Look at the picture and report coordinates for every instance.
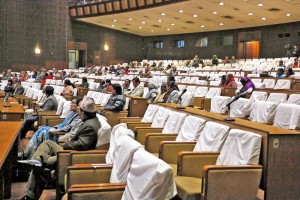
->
[104,44,109,51]
[35,42,41,55]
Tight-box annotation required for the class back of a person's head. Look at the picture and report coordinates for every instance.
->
[112,83,123,95]
[106,79,111,84]
[64,79,71,85]
[82,77,87,82]
[45,86,54,96]
[168,81,175,88]
[133,77,140,83]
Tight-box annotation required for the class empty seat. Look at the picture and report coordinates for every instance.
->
[273,103,300,129]
[274,79,291,90]
[266,93,287,103]
[286,94,300,105]
[205,87,222,99]
[194,86,208,97]
[210,96,232,114]
[262,79,276,88]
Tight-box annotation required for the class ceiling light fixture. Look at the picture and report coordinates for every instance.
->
[129,18,132,20]
[258,3,263,6]
[213,11,218,14]
[167,28,170,31]
[113,20,117,22]
[220,23,224,25]
[193,14,198,17]
[201,25,205,28]
[161,13,166,16]
[111,25,115,27]
[262,17,266,20]
[142,21,145,24]
[139,26,142,29]
[248,12,253,15]
[171,23,175,26]
[286,13,291,16]
[158,19,162,22]
[179,10,184,13]
[219,2,224,5]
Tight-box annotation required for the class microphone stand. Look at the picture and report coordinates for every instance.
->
[224,104,235,121]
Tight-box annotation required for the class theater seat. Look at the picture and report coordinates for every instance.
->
[210,96,231,114]
[273,103,300,129]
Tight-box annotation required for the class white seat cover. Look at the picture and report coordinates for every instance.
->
[141,104,159,123]
[250,91,268,102]
[96,114,112,147]
[151,107,171,128]
[230,98,252,118]
[122,149,176,200]
[209,81,220,86]
[60,101,71,118]
[56,98,66,115]
[210,96,232,114]
[254,82,266,89]
[194,86,208,97]
[286,94,300,105]
[176,116,206,142]
[267,93,287,104]
[249,101,277,123]
[274,79,291,90]
[216,129,262,165]
[110,136,143,183]
[262,79,275,88]
[100,93,111,106]
[123,97,130,111]
[205,87,222,99]
[162,111,187,134]
[186,85,197,93]
[194,122,230,152]
[273,103,300,129]
[180,92,194,107]
[105,124,135,164]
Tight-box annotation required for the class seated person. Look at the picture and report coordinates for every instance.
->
[4,79,14,93]
[153,83,167,103]
[99,83,126,113]
[61,79,74,96]
[146,81,159,103]
[236,77,255,98]
[276,68,286,78]
[79,77,89,88]
[13,79,25,95]
[285,68,295,78]
[128,77,144,97]
[122,79,131,95]
[162,81,179,103]
[96,80,106,92]
[102,79,113,93]
[23,97,82,159]
[219,75,226,86]
[20,86,58,139]
[277,60,286,69]
[224,74,237,89]
[222,56,230,64]
[18,97,100,200]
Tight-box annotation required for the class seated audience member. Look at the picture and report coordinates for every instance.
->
[20,86,58,139]
[18,97,100,200]
[162,81,179,103]
[231,56,237,63]
[224,74,238,89]
[277,60,286,69]
[61,79,74,96]
[123,66,130,74]
[143,68,153,78]
[191,55,200,67]
[162,64,172,74]
[219,75,226,86]
[79,77,89,88]
[35,70,45,82]
[167,75,179,90]
[122,79,131,95]
[236,77,255,98]
[69,71,79,78]
[153,83,167,103]
[292,58,299,68]
[276,68,286,78]
[96,80,106,92]
[128,77,144,97]
[285,68,295,78]
[170,66,178,76]
[222,56,230,64]
[103,79,113,93]
[23,97,82,159]
[4,79,14,93]
[212,55,219,66]
[61,71,68,80]
[13,79,25,95]
[100,83,126,113]
[146,81,159,103]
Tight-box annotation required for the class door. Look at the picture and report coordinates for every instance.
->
[68,50,76,69]
[238,41,260,59]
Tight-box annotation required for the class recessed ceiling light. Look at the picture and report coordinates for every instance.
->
[258,3,263,6]
[201,25,205,28]
[129,18,132,20]
[113,20,117,22]
[193,14,198,17]
[213,11,218,14]
[161,13,166,16]
[286,13,291,16]
[158,19,162,22]
[142,21,145,24]
[219,2,224,5]
[248,12,253,16]
[179,10,184,13]
[151,30,154,32]
[171,23,175,26]
[111,25,115,27]
[167,28,170,31]
[262,17,266,20]
[139,26,142,29]
[220,23,224,25]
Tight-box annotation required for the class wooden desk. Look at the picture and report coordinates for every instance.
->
[160,103,300,200]
[128,96,148,117]
[0,98,24,121]
[0,121,22,199]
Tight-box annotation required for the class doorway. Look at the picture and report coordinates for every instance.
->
[68,50,86,69]
[238,41,260,59]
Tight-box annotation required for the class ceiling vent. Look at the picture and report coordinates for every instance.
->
[222,15,234,19]
[122,28,129,30]
[185,21,195,24]
[268,8,281,12]
[152,25,161,28]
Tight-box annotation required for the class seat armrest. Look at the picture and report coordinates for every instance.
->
[70,150,108,165]
[159,141,196,164]
[127,122,151,131]
[202,165,263,200]
[145,134,177,153]
[135,128,163,145]
[57,150,73,188]
[178,152,220,178]
[119,117,142,123]
[44,116,64,126]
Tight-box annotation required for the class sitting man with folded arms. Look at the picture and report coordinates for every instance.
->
[20,86,58,139]
[22,97,83,159]
[99,83,126,113]
[128,77,144,97]
[18,97,101,200]
[13,79,25,95]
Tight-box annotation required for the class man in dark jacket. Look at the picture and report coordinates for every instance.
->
[18,96,101,200]
[13,79,25,95]
[101,83,126,112]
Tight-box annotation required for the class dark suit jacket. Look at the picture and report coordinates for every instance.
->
[40,94,58,111]
[13,85,24,95]
[63,116,100,151]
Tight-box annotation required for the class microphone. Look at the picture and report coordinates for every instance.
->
[176,89,187,104]
[223,94,242,109]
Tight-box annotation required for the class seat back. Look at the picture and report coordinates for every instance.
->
[141,104,159,123]
[151,107,171,128]
[176,116,206,142]
[96,114,112,148]
[162,111,187,134]
[180,92,194,107]
[262,79,276,88]
[194,122,230,152]
[194,86,208,97]
[273,103,300,129]
[267,93,287,104]
[122,149,176,200]
[110,136,143,183]
[56,98,66,115]
[249,91,268,102]
[205,87,222,99]
[210,96,231,114]
[274,79,291,89]
[286,94,300,105]
[216,129,262,165]
[60,101,71,118]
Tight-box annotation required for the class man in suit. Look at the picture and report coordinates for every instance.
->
[20,86,58,139]
[128,77,144,97]
[18,97,101,200]
[13,79,24,95]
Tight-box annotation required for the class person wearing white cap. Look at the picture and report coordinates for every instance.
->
[18,96,101,200]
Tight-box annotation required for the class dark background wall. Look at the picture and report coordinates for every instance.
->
[1,0,300,70]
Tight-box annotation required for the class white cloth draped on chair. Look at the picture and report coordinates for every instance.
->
[266,93,287,103]
[141,104,160,122]
[161,111,187,134]
[274,79,291,90]
[194,86,208,97]
[249,101,277,123]
[96,114,112,147]
[193,121,230,152]
[180,92,194,107]
[210,96,232,114]
[175,116,206,142]
[273,103,300,130]
[151,107,171,128]
[262,79,276,88]
[286,94,300,105]
[205,87,222,99]
[230,98,252,118]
